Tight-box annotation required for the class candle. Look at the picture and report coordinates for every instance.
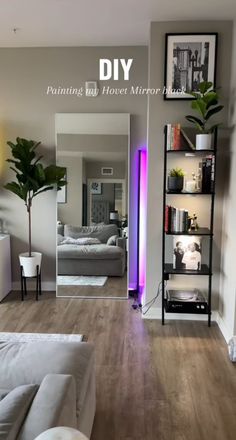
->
[186,180,196,192]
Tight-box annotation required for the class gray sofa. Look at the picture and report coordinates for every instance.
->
[58,224,126,276]
[0,336,95,440]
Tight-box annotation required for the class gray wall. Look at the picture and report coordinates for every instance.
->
[219,21,236,338]
[0,46,148,286]
[57,134,128,155]
[86,161,126,179]
[146,21,233,310]
[86,160,127,224]
[57,155,83,226]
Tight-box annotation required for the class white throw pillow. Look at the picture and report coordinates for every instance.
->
[107,235,118,246]
[61,237,101,245]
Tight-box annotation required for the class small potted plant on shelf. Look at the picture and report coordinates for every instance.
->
[167,167,184,192]
[185,81,224,150]
[5,137,66,277]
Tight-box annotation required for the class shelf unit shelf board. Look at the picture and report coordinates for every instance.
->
[164,263,211,276]
[165,227,212,236]
[166,191,215,195]
[166,149,216,154]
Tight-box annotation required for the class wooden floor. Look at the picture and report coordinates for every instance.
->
[57,273,127,298]
[0,291,236,440]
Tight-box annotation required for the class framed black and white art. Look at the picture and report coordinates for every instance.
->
[90,182,102,195]
[164,33,218,100]
[57,169,67,204]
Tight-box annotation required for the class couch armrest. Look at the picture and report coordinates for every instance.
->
[18,374,77,440]
[116,237,126,250]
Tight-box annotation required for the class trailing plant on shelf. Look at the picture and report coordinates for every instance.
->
[185,81,224,150]
[5,137,66,276]
[168,167,185,193]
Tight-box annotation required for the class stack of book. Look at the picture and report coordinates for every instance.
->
[166,124,195,151]
[199,155,215,193]
[165,206,189,233]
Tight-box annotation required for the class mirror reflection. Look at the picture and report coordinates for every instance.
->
[56,114,129,298]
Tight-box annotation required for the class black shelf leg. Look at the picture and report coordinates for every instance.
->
[39,270,42,296]
[20,266,24,301]
[208,273,212,327]
[24,277,27,297]
[36,265,39,301]
[162,277,165,325]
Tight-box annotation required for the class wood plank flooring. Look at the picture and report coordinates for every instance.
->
[0,291,236,440]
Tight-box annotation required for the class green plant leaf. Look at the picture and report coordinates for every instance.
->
[198,81,213,94]
[191,99,207,118]
[57,180,67,190]
[44,165,66,184]
[4,182,26,201]
[169,167,185,177]
[185,115,204,132]
[203,91,218,108]
[33,186,54,198]
[205,105,224,121]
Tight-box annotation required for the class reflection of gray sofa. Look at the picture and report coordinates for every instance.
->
[0,336,95,439]
[58,224,125,276]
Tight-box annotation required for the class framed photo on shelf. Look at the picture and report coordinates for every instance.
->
[57,169,67,204]
[164,33,218,100]
[173,236,202,271]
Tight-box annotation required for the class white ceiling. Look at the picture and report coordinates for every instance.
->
[0,0,235,47]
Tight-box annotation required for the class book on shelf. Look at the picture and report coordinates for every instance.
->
[200,155,215,193]
[166,124,195,151]
[165,205,188,233]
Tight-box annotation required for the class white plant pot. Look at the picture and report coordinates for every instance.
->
[19,252,42,277]
[196,133,212,150]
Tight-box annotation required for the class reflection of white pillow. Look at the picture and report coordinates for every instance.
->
[61,237,101,245]
[57,234,64,245]
[107,235,118,246]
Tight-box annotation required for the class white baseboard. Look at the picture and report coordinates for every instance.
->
[142,307,231,342]
[12,281,56,291]
[214,313,232,343]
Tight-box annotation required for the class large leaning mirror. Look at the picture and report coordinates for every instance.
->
[56,113,130,298]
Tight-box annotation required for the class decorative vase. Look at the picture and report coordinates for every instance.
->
[19,252,42,277]
[167,176,183,193]
[196,133,212,150]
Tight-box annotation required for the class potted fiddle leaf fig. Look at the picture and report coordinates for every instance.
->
[168,167,185,193]
[5,137,66,277]
[185,81,224,150]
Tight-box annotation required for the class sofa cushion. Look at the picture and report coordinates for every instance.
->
[0,390,10,402]
[0,384,38,440]
[64,224,118,243]
[0,341,94,421]
[18,375,77,440]
[58,243,124,260]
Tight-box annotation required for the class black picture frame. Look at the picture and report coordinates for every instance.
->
[164,33,218,100]
[57,169,67,204]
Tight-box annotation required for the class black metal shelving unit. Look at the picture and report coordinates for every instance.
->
[161,127,217,327]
